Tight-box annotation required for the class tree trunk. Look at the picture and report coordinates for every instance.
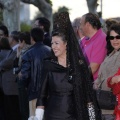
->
[1,0,20,33]
[86,0,98,14]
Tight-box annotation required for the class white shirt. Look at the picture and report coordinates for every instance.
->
[12,44,19,51]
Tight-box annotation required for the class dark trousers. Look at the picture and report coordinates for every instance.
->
[18,79,29,120]
[4,95,21,120]
[18,88,29,120]
[0,89,4,120]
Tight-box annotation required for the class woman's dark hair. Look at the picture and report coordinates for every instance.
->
[0,37,11,50]
[52,31,67,42]
[105,18,119,31]
[19,32,31,45]
[0,25,9,37]
[84,13,101,30]
[106,23,120,55]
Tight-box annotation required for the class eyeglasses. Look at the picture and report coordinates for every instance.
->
[107,35,120,40]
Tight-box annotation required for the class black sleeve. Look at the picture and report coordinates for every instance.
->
[20,53,31,87]
[36,63,49,107]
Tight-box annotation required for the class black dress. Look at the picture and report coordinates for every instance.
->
[37,60,75,120]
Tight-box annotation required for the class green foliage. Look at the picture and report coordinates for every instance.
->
[53,6,71,19]
[20,22,31,32]
[57,6,70,13]
[45,0,52,6]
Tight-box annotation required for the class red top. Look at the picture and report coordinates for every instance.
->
[107,68,120,95]
[107,68,120,120]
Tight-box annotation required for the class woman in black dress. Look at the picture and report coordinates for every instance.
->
[35,12,102,120]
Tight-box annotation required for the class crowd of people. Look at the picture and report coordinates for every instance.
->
[0,11,120,120]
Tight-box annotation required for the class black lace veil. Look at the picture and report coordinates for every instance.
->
[52,12,102,120]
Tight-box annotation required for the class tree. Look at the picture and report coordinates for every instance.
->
[0,0,20,33]
[20,0,52,24]
[0,0,99,34]
[0,3,3,24]
[32,11,43,22]
[0,0,52,33]
[86,0,98,14]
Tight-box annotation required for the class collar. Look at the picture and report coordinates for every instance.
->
[89,28,102,40]
[80,36,85,40]
[12,44,19,51]
[84,28,103,43]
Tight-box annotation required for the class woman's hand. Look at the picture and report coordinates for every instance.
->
[111,75,120,84]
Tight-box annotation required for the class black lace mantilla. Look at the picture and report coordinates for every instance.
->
[51,12,102,120]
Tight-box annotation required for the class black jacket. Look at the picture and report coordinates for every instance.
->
[20,42,51,100]
[36,60,74,120]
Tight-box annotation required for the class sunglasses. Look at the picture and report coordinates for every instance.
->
[107,35,120,40]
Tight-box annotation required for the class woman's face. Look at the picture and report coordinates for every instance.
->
[110,30,120,51]
[51,36,67,58]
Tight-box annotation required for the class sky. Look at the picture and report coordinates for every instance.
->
[30,0,120,21]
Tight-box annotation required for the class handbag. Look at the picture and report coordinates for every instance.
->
[96,80,116,110]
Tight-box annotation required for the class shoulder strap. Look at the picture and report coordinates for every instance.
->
[99,79,112,91]
[99,79,105,89]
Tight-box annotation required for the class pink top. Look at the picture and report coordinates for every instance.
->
[81,28,107,80]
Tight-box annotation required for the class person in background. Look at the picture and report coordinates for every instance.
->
[33,12,102,120]
[34,17,51,47]
[0,37,21,120]
[20,28,51,118]
[16,32,31,120]
[9,31,20,51]
[72,17,85,42]
[0,25,9,119]
[17,32,31,69]
[0,25,9,38]
[94,23,120,120]
[80,13,107,80]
